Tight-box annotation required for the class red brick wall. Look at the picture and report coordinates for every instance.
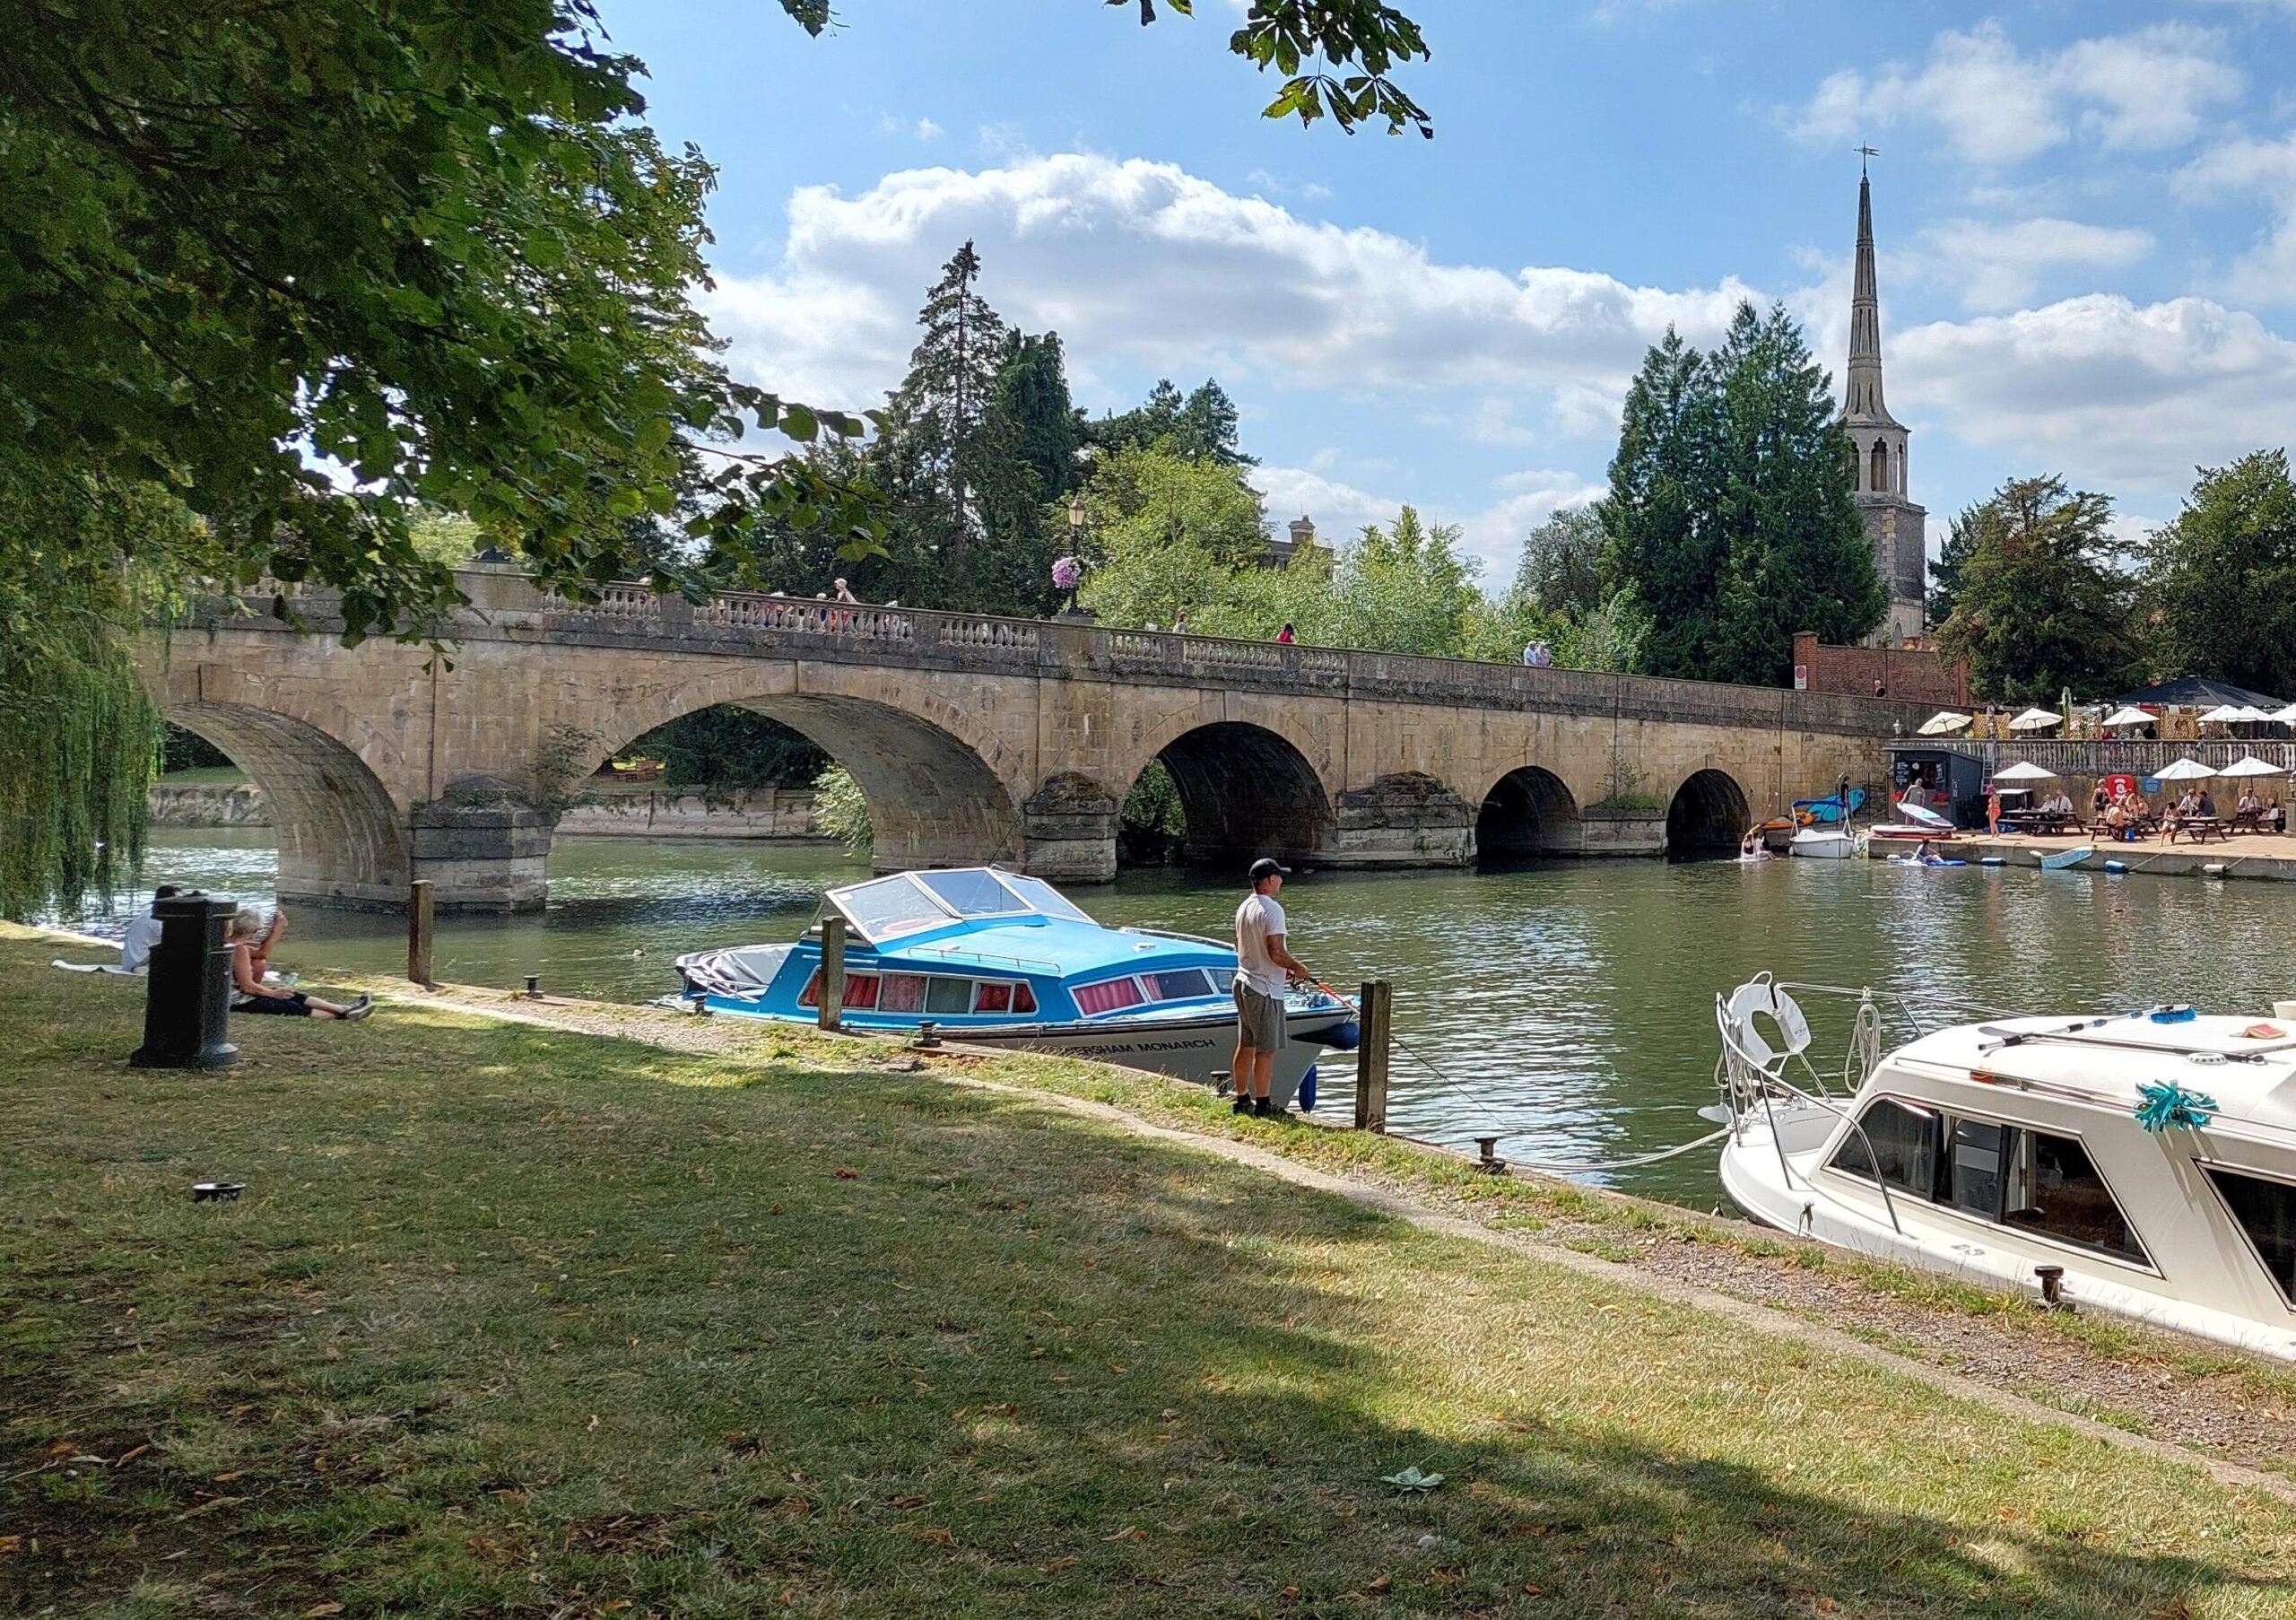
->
[1791,631,1970,706]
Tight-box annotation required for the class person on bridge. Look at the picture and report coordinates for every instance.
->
[1231,858,1313,1120]
[1274,623,1295,645]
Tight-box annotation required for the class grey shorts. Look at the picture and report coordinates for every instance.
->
[1233,980,1284,1052]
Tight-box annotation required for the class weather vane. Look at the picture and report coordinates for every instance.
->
[1858,144,1881,176]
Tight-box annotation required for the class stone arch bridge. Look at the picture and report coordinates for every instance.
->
[147,570,1920,910]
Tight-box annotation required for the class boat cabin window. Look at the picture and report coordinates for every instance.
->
[799,971,1036,1017]
[2203,1166,2296,1308]
[1829,1098,1938,1198]
[835,878,952,943]
[999,873,1094,922]
[2004,1131,2148,1264]
[1142,968,1218,1002]
[1074,977,1148,1016]
[917,868,1031,919]
[1831,1100,2149,1265]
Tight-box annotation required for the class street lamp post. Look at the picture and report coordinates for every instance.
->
[1055,496,1088,618]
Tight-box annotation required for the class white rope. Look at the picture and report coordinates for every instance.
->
[1504,1127,1730,1174]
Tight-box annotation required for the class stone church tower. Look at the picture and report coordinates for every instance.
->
[1842,167,1926,645]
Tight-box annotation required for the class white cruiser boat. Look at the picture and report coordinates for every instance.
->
[1715,976,2296,1361]
[1788,826,1857,859]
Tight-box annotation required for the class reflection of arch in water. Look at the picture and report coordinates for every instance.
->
[597,692,1024,874]
[166,702,411,906]
[1152,722,1334,868]
[1665,768,1750,860]
[1474,766,1583,861]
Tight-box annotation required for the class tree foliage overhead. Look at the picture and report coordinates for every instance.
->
[1935,476,2138,704]
[1,0,1430,640]
[2142,449,2296,699]
[1598,304,1883,685]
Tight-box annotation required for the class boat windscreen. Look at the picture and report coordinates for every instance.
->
[996,872,1094,922]
[833,875,953,943]
[917,867,1032,919]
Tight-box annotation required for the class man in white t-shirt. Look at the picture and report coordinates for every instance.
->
[1231,858,1313,1119]
[116,885,179,973]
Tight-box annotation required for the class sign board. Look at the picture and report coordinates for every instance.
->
[2140,777,2162,796]
[2102,773,2138,801]
[1793,664,1808,691]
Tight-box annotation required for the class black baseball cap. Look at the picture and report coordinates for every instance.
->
[1248,858,1290,883]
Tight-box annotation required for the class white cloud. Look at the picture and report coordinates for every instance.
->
[700,152,1758,415]
[1918,217,2153,310]
[914,118,943,142]
[1790,22,2240,165]
[2179,132,2296,303]
[1894,293,2296,490]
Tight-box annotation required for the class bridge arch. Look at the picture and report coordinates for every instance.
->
[165,701,412,906]
[1133,721,1335,870]
[594,690,1026,874]
[1475,765,1583,861]
[1665,767,1751,859]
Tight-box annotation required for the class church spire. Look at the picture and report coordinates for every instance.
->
[1844,161,1898,427]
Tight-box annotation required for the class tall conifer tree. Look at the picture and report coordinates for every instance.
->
[1599,329,1718,679]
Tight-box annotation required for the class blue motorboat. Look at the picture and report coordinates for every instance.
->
[673,867,1358,1105]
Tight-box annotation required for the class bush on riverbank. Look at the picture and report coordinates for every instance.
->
[4,928,2294,1616]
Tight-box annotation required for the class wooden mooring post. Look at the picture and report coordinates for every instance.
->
[1354,978,1392,1134]
[818,916,847,1032]
[406,880,434,987]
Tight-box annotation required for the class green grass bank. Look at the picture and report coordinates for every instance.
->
[6,929,2296,1617]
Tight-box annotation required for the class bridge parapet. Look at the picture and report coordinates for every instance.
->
[218,570,1915,737]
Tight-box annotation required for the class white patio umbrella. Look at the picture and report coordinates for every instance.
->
[2234,705,2278,723]
[2268,703,2296,725]
[2100,705,2155,729]
[2156,757,2217,781]
[2219,755,2286,778]
[2197,703,2250,724]
[1991,760,2058,781]
[1916,710,1971,736]
[2006,707,2064,731]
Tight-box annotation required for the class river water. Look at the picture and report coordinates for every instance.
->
[63,832,2296,1207]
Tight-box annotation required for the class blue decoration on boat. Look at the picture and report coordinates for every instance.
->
[1299,1065,1318,1112]
[2134,1080,2217,1132]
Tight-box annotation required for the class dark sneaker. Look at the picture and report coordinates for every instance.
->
[1253,1096,1277,1119]
[1231,1093,1254,1115]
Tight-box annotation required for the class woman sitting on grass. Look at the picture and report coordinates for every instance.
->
[227,908,370,1020]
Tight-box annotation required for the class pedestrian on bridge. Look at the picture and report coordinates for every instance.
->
[1232,858,1313,1119]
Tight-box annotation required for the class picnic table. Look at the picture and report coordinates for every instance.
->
[2230,807,2284,834]
[2003,809,2077,836]
[2168,815,2229,845]
[2092,814,2161,841]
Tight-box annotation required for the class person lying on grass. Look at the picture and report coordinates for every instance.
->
[226,908,369,1020]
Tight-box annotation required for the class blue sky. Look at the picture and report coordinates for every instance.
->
[606,1,2296,582]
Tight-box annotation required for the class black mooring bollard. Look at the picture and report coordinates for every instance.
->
[130,894,239,1070]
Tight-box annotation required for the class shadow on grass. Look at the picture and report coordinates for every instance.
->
[2,980,2291,1617]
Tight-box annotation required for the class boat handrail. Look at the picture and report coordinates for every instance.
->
[1118,925,1234,951]
[899,941,1067,977]
[1717,994,1905,1236]
[1769,979,2019,1041]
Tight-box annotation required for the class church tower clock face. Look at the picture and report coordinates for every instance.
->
[1841,156,1927,647]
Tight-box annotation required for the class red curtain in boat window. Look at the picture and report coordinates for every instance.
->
[1013,982,1037,1015]
[878,974,926,1013]
[973,981,1013,1013]
[1074,977,1146,1015]
[799,972,880,1008]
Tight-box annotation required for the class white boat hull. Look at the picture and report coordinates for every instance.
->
[1718,1105,2296,1362]
[1790,829,1857,859]
[956,1007,1346,1105]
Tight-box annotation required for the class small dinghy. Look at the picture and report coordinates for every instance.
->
[2039,847,2093,872]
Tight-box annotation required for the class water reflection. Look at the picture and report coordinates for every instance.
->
[67,832,2296,1207]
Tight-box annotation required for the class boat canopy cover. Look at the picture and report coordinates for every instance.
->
[824,867,1094,946]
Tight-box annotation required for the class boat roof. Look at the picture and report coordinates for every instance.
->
[818,867,1234,978]
[1894,1014,2296,1130]
[823,867,1098,946]
[876,915,1228,978]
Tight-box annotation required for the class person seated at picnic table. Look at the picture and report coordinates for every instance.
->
[2105,800,2131,839]
[2198,787,2218,819]
[2239,788,2263,822]
[2091,782,2109,818]
[2268,798,2287,832]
